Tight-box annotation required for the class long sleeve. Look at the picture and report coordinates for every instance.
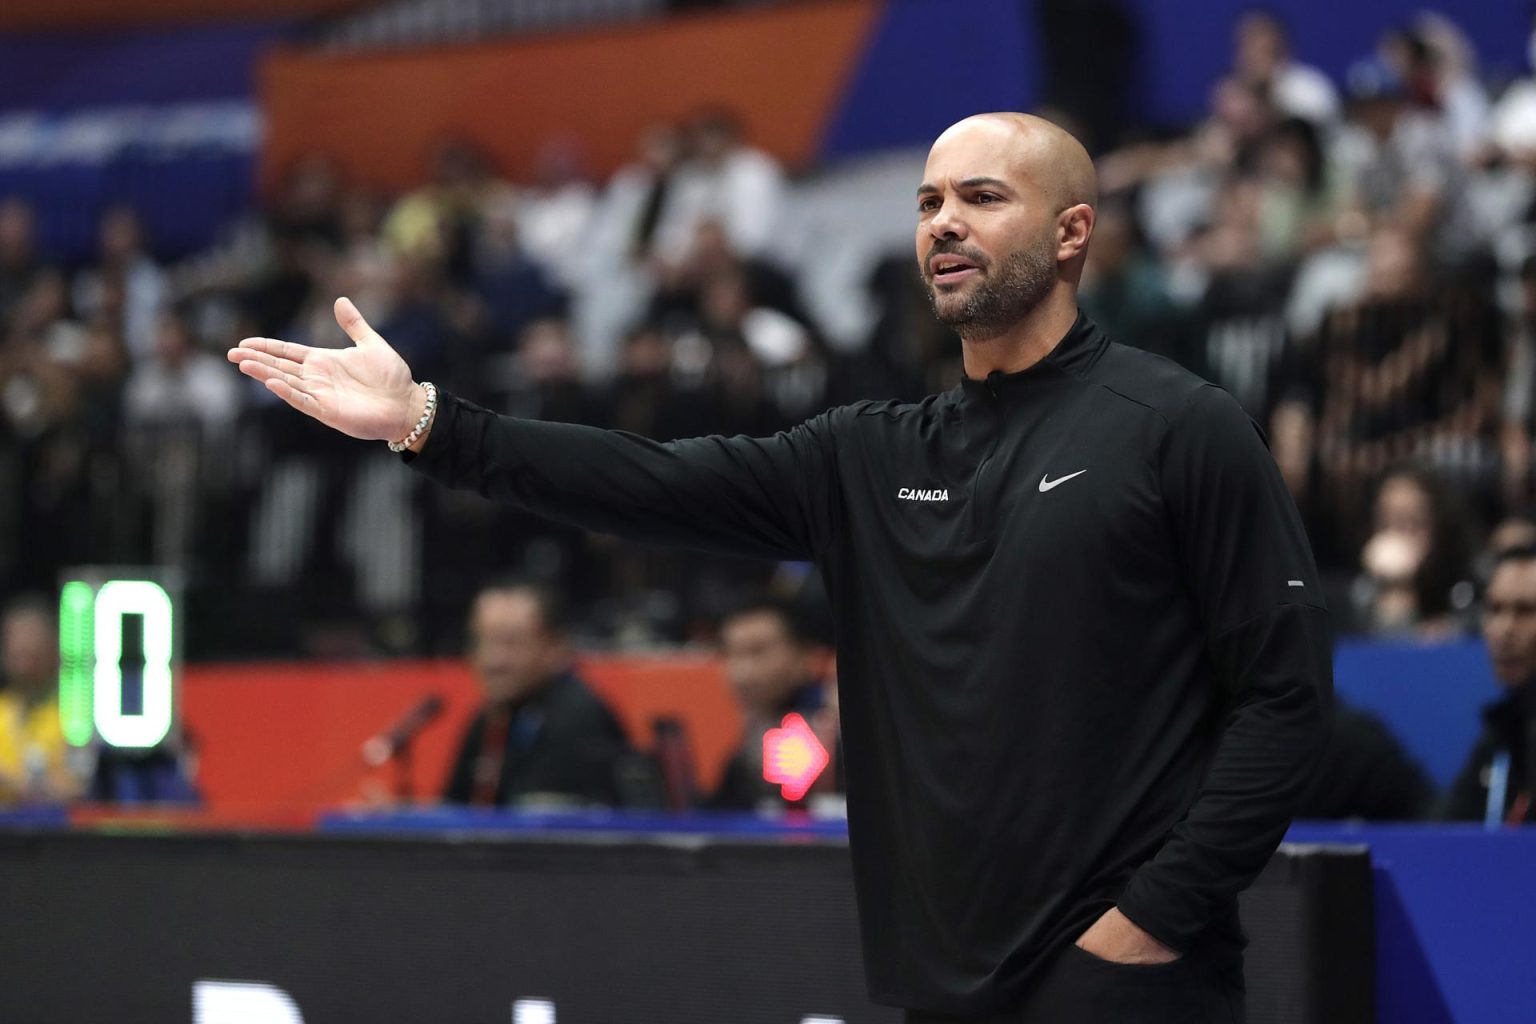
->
[1117,384,1334,951]
[405,392,843,562]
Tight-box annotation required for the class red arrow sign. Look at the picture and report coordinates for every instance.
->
[762,712,830,802]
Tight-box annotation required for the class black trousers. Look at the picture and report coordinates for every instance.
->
[904,945,1245,1024]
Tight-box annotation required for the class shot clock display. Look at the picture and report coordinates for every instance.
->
[57,570,181,750]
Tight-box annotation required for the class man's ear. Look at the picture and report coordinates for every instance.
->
[1057,204,1095,260]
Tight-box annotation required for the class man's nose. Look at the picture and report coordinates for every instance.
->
[928,198,967,240]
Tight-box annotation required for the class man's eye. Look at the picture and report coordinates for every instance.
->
[974,193,998,204]
[918,198,939,212]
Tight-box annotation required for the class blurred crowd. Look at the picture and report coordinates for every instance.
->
[6,10,1536,662]
[1081,10,1536,640]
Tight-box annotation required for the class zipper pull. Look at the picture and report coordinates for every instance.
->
[986,370,1003,399]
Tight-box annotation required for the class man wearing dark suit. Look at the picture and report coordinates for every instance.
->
[707,595,841,811]
[442,581,631,808]
[1442,546,1536,825]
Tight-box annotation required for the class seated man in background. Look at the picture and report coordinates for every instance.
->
[1443,546,1536,825]
[442,580,632,808]
[1295,699,1434,821]
[708,596,840,811]
[0,596,82,804]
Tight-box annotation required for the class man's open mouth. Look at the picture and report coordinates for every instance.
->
[929,254,981,281]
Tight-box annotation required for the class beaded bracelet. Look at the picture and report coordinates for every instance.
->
[388,381,438,453]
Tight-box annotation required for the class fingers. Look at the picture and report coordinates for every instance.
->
[229,337,311,364]
[235,357,311,400]
[335,296,385,348]
[262,376,320,417]
[239,359,321,419]
[227,348,305,378]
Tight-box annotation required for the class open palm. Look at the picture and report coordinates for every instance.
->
[227,297,419,442]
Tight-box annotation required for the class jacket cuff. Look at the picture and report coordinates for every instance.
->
[1115,875,1200,954]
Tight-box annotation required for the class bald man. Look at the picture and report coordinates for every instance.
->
[230,113,1329,1022]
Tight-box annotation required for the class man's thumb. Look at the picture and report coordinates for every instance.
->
[335,296,382,347]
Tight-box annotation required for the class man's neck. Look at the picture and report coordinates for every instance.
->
[959,289,1080,379]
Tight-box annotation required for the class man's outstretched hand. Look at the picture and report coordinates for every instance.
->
[227,297,426,445]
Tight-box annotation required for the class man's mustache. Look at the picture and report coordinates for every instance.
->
[921,243,989,276]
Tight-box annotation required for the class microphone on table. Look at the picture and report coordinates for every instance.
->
[361,694,445,767]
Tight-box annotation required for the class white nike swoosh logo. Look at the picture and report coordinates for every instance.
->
[1039,470,1088,492]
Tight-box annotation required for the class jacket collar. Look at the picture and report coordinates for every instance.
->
[955,309,1107,402]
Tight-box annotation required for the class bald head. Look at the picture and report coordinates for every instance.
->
[916,112,1098,341]
[928,112,1098,212]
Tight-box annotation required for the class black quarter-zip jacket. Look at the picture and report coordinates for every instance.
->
[406,312,1333,1013]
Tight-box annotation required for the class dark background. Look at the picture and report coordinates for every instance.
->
[0,832,1371,1023]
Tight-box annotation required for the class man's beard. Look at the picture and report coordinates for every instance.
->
[924,240,1057,339]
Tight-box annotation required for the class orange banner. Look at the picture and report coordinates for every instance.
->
[259,0,878,190]
[180,654,743,820]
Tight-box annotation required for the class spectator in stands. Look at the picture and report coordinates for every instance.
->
[1255,116,1347,260]
[442,580,632,808]
[0,289,84,443]
[383,138,507,283]
[657,108,785,268]
[122,308,241,442]
[1486,511,1536,564]
[9,269,85,367]
[1232,9,1340,127]
[604,323,718,442]
[1097,74,1275,214]
[1337,52,1481,270]
[1487,15,1536,170]
[1183,172,1295,422]
[330,187,400,338]
[0,198,45,331]
[243,156,347,341]
[71,321,129,448]
[1474,507,1536,593]
[1077,200,1181,361]
[1500,256,1536,511]
[1272,228,1502,554]
[689,264,825,426]
[1441,545,1536,824]
[72,205,166,362]
[650,214,803,335]
[469,199,566,357]
[501,316,606,426]
[368,252,459,385]
[707,595,839,811]
[1408,14,1490,162]
[578,122,688,374]
[826,255,958,406]
[268,153,344,249]
[1349,464,1477,638]
[0,595,81,803]
[510,135,596,291]
[0,268,103,592]
[594,123,687,268]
